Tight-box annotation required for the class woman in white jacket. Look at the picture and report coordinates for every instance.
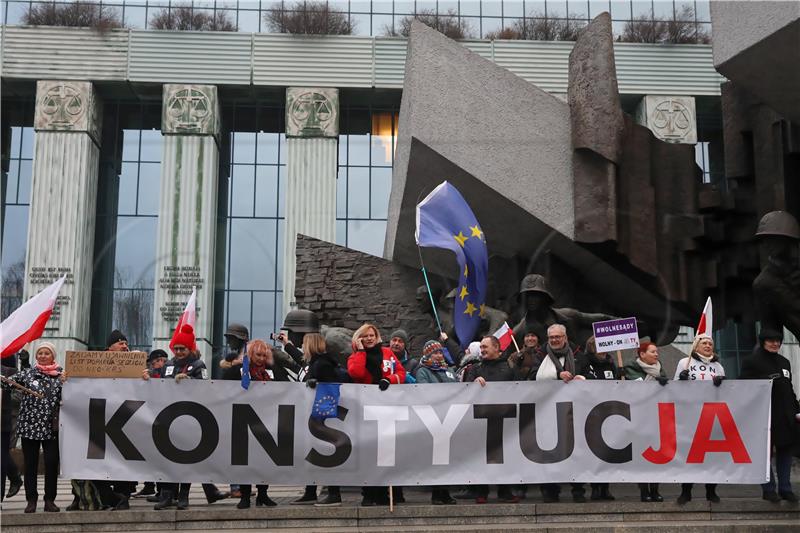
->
[674,334,726,504]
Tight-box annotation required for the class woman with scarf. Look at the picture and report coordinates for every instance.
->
[740,329,799,503]
[674,334,726,504]
[235,339,286,508]
[347,324,406,506]
[623,342,667,502]
[2,342,65,513]
[529,324,586,503]
[576,336,619,501]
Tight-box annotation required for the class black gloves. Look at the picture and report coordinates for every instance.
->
[306,378,317,389]
[657,376,669,386]
[712,375,725,387]
[379,378,390,391]
[678,369,690,381]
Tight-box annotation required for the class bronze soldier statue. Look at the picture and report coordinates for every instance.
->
[753,211,800,339]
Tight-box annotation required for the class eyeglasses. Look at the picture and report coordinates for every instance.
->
[548,335,565,340]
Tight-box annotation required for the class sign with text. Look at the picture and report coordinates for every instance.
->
[65,351,147,379]
[593,317,640,353]
[60,379,770,485]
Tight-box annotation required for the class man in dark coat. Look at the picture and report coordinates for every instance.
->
[464,335,520,504]
[740,329,800,503]
[1,354,23,501]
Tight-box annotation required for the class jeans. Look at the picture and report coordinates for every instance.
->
[21,437,59,502]
[763,446,794,494]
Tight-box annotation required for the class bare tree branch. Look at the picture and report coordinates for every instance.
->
[265,1,353,35]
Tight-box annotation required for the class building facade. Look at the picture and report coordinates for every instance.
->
[1,0,732,368]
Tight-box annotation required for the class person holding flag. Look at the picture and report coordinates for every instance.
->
[416,181,489,348]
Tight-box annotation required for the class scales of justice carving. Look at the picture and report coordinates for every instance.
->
[165,87,213,134]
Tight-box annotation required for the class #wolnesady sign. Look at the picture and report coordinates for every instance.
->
[60,379,771,486]
[65,351,147,379]
[592,317,640,353]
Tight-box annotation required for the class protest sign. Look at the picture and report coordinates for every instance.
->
[60,379,770,486]
[65,351,147,378]
[593,317,640,353]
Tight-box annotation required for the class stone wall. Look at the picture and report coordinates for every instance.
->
[294,234,437,356]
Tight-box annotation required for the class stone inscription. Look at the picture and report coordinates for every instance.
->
[158,266,203,323]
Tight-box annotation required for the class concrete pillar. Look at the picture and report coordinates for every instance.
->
[282,88,339,314]
[152,85,220,363]
[635,95,697,144]
[24,81,102,360]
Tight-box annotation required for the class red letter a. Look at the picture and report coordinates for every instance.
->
[642,403,676,464]
[686,403,751,464]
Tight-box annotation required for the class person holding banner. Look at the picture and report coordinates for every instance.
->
[464,335,520,504]
[576,336,619,502]
[152,325,229,510]
[415,340,459,385]
[234,339,285,509]
[529,324,586,503]
[347,324,406,506]
[622,341,668,503]
[1,342,65,513]
[674,334,725,505]
[740,329,800,503]
[388,329,419,382]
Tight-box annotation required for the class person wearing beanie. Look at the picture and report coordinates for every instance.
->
[388,329,418,383]
[106,330,129,352]
[741,329,799,503]
[674,334,726,504]
[1,342,64,513]
[152,325,229,510]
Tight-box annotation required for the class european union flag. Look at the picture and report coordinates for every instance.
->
[241,353,250,390]
[311,383,341,421]
[416,181,488,348]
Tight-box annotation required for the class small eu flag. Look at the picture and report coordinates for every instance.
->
[311,383,341,421]
[416,181,489,348]
[241,354,250,390]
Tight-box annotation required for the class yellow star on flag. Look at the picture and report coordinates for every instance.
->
[470,225,484,239]
[459,285,469,301]
[454,231,468,247]
[463,301,477,317]
[479,303,486,318]
[463,264,469,278]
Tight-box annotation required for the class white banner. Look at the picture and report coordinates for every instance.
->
[60,378,771,485]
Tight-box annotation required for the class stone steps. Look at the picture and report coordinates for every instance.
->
[3,500,798,533]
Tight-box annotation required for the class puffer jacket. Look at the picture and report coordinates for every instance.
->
[163,354,207,380]
[348,346,406,385]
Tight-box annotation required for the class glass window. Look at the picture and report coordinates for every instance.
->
[373,0,393,14]
[589,0,609,18]
[237,9,261,32]
[228,218,278,290]
[231,164,256,215]
[481,1,502,17]
[347,166,371,219]
[394,0,415,15]
[118,162,139,216]
[370,167,392,219]
[5,1,31,24]
[546,0,568,18]
[233,131,257,164]
[114,217,158,287]
[139,130,162,162]
[350,11,372,34]
[567,0,589,19]
[373,13,394,34]
[254,165,280,218]
[504,1,525,18]
[652,0,675,19]
[695,0,710,22]
[348,134,370,166]
[610,0,631,19]
[347,220,387,257]
[460,0,481,16]
[123,5,147,28]
[438,1,460,14]
[631,0,653,18]
[481,16,504,38]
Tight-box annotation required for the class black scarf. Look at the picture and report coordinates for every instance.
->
[364,345,384,384]
[546,343,575,375]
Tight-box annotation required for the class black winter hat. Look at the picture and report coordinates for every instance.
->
[106,329,128,348]
[758,328,784,343]
[389,329,409,345]
[148,349,168,363]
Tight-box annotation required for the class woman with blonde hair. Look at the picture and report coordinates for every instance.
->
[2,342,66,513]
[674,333,726,504]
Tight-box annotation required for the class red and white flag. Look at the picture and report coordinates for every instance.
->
[0,276,67,358]
[170,288,198,352]
[492,321,516,351]
[696,296,713,337]
[176,287,197,332]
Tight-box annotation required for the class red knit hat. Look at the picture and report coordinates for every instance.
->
[170,324,197,352]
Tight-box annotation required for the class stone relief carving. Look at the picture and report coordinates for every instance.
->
[286,88,339,138]
[35,81,102,142]
[635,95,697,144]
[162,84,219,136]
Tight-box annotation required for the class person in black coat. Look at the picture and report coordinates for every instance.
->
[575,337,619,502]
[740,329,800,503]
[1,354,23,501]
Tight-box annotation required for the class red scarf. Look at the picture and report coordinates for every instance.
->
[36,362,60,377]
[249,363,272,382]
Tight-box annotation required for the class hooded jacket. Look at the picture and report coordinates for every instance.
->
[741,346,800,448]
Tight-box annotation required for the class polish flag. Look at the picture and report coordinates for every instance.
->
[696,296,713,337]
[492,322,515,351]
[176,288,197,331]
[0,276,67,358]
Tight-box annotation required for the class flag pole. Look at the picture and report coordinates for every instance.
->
[417,245,444,337]
[510,333,521,353]
[0,375,44,399]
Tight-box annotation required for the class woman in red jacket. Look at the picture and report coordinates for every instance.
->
[347,324,406,389]
[347,324,406,505]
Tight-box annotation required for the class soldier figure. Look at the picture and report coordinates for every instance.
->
[753,211,800,339]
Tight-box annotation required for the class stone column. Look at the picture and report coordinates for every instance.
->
[152,85,220,364]
[24,81,102,360]
[282,88,339,315]
[635,95,697,144]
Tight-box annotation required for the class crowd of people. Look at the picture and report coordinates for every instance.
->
[1,309,798,513]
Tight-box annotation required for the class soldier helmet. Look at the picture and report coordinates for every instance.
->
[518,274,555,302]
[282,309,320,333]
[755,211,800,240]
[224,323,249,341]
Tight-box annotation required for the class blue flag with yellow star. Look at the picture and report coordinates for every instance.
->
[415,181,488,348]
[311,383,341,421]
